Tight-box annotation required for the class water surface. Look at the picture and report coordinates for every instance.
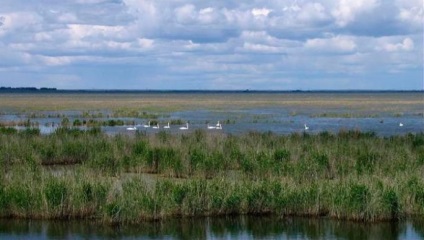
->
[0,217,423,240]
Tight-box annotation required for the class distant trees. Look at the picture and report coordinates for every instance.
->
[0,87,57,92]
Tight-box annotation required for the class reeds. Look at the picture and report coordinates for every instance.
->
[0,128,423,222]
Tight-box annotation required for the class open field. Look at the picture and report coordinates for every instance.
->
[0,92,422,115]
[0,127,423,223]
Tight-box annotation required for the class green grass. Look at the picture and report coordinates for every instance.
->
[0,127,423,223]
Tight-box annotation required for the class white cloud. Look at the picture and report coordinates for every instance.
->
[377,37,415,52]
[297,3,329,24]
[251,8,272,17]
[397,0,424,29]
[138,38,154,49]
[305,35,357,53]
[331,0,380,27]
[175,4,196,24]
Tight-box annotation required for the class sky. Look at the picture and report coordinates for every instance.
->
[0,0,422,90]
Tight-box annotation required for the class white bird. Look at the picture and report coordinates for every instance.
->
[399,123,403,127]
[143,121,150,128]
[216,123,222,130]
[304,124,309,130]
[216,121,220,127]
[179,123,189,130]
[153,123,159,129]
[207,123,216,129]
[164,122,170,129]
[126,126,137,131]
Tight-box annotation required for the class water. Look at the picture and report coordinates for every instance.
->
[0,217,422,239]
[2,107,422,136]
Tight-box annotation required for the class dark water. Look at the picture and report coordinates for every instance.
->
[0,217,423,240]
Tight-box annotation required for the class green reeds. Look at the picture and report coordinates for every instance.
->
[0,129,423,222]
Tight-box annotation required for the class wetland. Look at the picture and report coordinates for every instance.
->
[0,91,423,239]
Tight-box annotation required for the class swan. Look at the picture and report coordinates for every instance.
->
[143,121,150,128]
[399,123,403,127]
[179,123,189,130]
[126,126,137,131]
[152,123,159,129]
[304,124,309,130]
[216,121,220,127]
[216,123,222,130]
[164,122,170,129]
[207,123,216,129]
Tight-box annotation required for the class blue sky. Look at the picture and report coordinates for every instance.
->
[0,0,422,90]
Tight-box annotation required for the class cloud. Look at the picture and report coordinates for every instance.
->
[377,38,415,52]
[397,0,424,30]
[331,0,380,27]
[251,8,272,17]
[0,0,422,90]
[305,35,357,53]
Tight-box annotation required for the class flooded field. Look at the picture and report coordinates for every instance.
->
[0,92,422,136]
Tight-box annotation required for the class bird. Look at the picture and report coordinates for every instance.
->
[143,121,150,128]
[207,123,216,129]
[126,126,137,131]
[216,121,220,127]
[152,123,159,129]
[164,122,170,129]
[216,123,222,130]
[399,122,403,127]
[179,123,189,130]
[304,124,309,130]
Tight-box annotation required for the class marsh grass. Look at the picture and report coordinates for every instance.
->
[0,127,423,222]
[0,93,422,114]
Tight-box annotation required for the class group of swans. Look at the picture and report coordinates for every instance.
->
[126,121,186,130]
[207,121,222,130]
[129,121,404,132]
[127,121,223,131]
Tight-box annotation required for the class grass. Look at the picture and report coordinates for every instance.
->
[0,92,422,114]
[0,127,423,223]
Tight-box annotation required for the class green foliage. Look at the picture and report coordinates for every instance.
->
[355,152,379,175]
[45,178,67,208]
[0,127,17,134]
[348,184,370,215]
[274,149,290,162]
[382,188,399,219]
[0,130,422,222]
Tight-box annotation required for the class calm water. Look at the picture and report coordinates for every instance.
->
[1,108,423,136]
[0,217,423,240]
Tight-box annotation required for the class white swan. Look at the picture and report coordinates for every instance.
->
[304,124,309,130]
[143,121,150,128]
[216,121,220,127]
[164,122,170,129]
[179,123,189,130]
[126,126,137,131]
[216,123,222,130]
[399,122,403,127]
[152,123,159,129]
[207,123,216,129]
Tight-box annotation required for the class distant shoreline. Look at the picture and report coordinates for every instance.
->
[0,87,422,94]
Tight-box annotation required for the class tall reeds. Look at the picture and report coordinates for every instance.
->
[0,128,423,222]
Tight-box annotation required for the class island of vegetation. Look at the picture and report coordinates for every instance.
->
[0,126,423,224]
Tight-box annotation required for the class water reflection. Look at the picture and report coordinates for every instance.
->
[0,217,422,240]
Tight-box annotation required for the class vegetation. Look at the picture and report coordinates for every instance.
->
[0,92,422,115]
[0,127,423,223]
